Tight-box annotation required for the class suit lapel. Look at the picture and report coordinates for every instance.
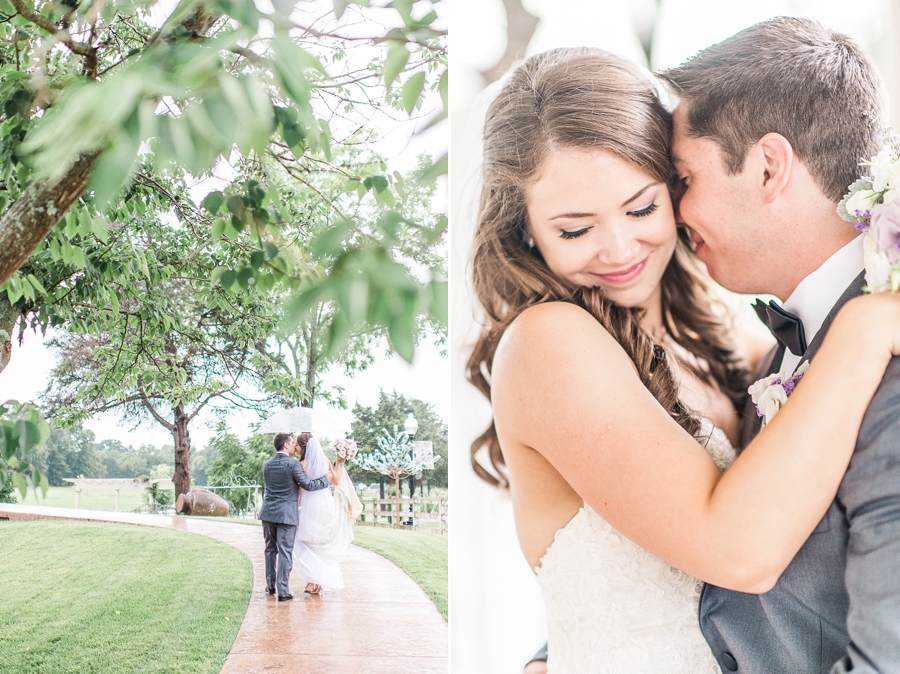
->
[739,269,866,449]
[794,270,866,365]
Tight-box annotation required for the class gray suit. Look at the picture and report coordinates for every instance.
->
[258,451,329,596]
[701,271,900,673]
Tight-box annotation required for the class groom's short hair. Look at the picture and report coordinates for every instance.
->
[659,17,885,203]
[273,433,292,452]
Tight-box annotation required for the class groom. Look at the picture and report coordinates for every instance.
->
[526,17,900,674]
[259,433,335,601]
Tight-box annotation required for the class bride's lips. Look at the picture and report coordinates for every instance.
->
[593,258,648,284]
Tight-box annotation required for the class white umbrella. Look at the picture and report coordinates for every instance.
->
[257,406,347,438]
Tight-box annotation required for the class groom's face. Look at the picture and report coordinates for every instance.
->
[671,105,770,293]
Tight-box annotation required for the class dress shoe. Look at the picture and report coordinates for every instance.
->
[265,586,276,596]
[277,593,294,602]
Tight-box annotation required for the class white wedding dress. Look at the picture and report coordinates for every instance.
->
[535,420,736,673]
[293,437,363,591]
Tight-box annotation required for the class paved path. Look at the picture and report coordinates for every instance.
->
[0,504,447,673]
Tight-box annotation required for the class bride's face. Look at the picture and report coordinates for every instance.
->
[525,147,678,312]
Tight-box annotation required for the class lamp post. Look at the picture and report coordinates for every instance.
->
[404,413,418,526]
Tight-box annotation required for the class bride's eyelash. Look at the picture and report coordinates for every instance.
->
[560,228,589,240]
[628,203,658,218]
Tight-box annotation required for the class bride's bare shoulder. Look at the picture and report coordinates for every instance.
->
[495,301,627,372]
[501,301,618,347]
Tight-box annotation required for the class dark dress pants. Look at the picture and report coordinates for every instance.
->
[262,520,297,596]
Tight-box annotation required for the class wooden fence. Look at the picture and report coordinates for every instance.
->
[356,497,447,535]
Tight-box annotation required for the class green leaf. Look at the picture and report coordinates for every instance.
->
[311,220,354,258]
[384,42,410,90]
[418,152,448,184]
[210,266,229,285]
[211,217,226,239]
[438,68,448,109]
[89,134,139,206]
[202,191,225,215]
[401,72,426,115]
[388,309,415,363]
[11,472,26,500]
[263,242,279,260]
[219,270,236,290]
[333,0,349,18]
[249,251,265,269]
[26,274,46,295]
[236,267,254,290]
[371,175,389,193]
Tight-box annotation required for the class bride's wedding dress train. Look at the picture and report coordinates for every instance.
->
[535,420,736,673]
[294,437,363,591]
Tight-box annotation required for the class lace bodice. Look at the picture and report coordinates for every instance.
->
[534,421,736,673]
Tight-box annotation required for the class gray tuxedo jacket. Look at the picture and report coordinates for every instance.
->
[701,271,900,674]
[257,452,329,526]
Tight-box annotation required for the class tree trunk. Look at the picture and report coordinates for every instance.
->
[0,6,222,287]
[302,311,319,406]
[394,474,401,529]
[0,152,99,286]
[0,294,19,374]
[172,403,191,499]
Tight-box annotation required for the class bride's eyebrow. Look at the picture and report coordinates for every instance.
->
[548,211,595,221]
[620,182,657,208]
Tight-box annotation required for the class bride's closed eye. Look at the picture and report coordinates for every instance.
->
[560,228,590,240]
[627,203,658,218]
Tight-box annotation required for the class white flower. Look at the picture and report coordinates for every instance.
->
[883,188,900,205]
[864,232,893,292]
[846,189,881,216]
[870,147,900,193]
[749,361,810,427]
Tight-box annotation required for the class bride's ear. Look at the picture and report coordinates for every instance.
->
[754,133,793,203]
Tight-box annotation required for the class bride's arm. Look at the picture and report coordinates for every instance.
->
[492,294,900,593]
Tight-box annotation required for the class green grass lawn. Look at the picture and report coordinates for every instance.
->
[351,526,448,621]
[14,485,149,512]
[0,519,251,674]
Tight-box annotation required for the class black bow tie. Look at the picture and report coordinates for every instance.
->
[753,299,808,357]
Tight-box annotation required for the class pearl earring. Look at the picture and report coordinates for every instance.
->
[527,237,535,248]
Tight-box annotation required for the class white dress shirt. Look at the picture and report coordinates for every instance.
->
[779,235,865,373]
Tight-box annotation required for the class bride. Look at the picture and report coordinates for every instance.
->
[293,433,362,594]
[467,47,900,672]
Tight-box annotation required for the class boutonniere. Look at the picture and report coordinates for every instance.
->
[748,361,810,426]
[839,134,900,292]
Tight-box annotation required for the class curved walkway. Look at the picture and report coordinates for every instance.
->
[0,504,447,673]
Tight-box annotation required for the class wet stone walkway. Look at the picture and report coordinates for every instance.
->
[0,504,447,673]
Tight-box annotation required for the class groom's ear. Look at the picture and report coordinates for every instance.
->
[754,133,793,204]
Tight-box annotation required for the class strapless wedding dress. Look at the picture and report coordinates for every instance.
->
[535,421,736,673]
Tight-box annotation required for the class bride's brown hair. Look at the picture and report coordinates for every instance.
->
[467,47,748,488]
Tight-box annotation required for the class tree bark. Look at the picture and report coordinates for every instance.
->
[0,152,99,286]
[172,402,191,500]
[0,294,19,374]
[302,308,319,406]
[0,5,222,287]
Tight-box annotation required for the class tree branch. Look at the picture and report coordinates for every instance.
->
[137,378,176,431]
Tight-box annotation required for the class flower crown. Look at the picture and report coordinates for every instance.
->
[838,132,900,292]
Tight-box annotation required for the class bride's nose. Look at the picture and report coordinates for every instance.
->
[597,224,638,266]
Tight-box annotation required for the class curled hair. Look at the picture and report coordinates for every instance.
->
[467,48,748,488]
